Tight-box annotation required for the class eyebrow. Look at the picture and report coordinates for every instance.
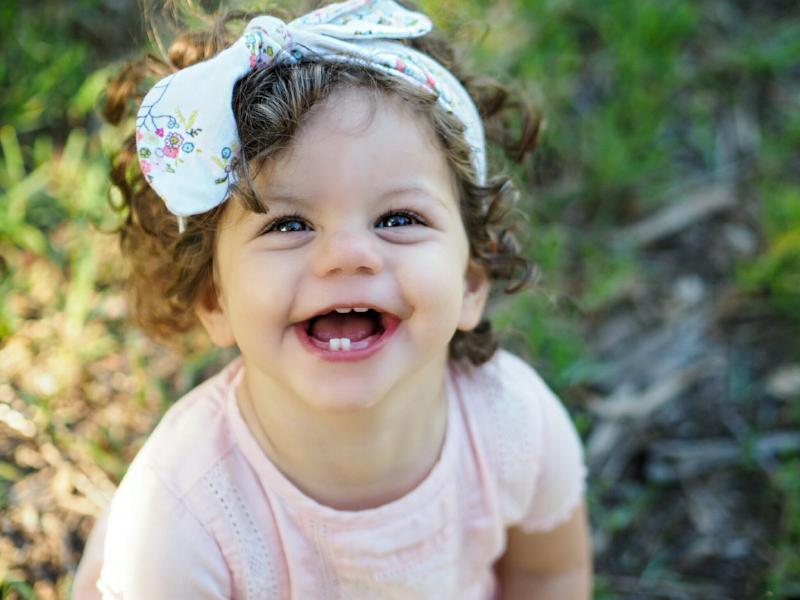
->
[262,184,454,212]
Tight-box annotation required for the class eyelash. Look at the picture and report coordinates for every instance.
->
[262,209,427,234]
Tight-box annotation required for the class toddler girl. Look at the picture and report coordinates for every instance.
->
[74,1,591,597]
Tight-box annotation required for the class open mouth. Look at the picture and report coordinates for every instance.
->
[303,308,388,351]
[294,307,400,356]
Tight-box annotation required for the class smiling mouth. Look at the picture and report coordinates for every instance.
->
[294,308,400,358]
[306,308,385,350]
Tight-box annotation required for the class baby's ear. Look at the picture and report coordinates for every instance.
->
[194,282,236,347]
[458,259,490,332]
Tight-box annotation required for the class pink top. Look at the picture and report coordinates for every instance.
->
[73,350,586,599]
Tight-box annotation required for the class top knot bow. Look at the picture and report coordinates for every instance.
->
[135,0,487,217]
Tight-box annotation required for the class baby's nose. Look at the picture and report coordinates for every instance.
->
[313,229,384,278]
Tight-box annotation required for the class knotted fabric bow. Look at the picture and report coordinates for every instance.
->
[135,0,487,218]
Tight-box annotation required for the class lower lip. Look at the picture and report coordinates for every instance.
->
[293,316,401,362]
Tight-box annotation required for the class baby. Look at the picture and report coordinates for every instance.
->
[73,1,591,597]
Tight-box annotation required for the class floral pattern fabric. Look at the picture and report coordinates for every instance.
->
[134,0,486,217]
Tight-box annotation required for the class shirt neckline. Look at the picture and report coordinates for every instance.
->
[224,359,461,528]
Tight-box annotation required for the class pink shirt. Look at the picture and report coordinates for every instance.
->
[73,350,585,599]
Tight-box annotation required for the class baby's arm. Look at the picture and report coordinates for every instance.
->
[495,502,592,599]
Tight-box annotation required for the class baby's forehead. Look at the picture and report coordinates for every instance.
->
[286,86,437,149]
[249,90,449,195]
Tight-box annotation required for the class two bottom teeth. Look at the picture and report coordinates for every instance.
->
[329,338,350,351]
[328,337,372,351]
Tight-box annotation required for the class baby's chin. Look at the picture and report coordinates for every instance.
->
[290,373,397,414]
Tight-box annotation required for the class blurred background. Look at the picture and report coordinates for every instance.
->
[1,0,799,597]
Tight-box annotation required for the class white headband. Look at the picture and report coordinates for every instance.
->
[135,0,487,218]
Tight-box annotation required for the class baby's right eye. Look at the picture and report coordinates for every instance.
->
[264,215,311,234]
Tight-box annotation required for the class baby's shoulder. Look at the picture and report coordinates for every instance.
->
[451,350,575,523]
[452,350,552,470]
[99,358,289,596]
[455,349,555,429]
[96,360,248,596]
[120,358,243,506]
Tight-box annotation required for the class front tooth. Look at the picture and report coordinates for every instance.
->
[340,338,351,351]
[335,308,352,314]
[353,307,369,313]
[329,338,341,351]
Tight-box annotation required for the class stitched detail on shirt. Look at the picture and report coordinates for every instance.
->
[313,520,337,596]
[204,462,277,600]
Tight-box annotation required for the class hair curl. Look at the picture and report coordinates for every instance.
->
[106,3,539,365]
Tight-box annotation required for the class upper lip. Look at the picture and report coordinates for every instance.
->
[294,302,401,324]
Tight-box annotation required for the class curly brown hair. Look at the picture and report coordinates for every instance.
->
[106,3,538,365]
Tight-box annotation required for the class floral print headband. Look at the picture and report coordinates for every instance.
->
[135,0,487,221]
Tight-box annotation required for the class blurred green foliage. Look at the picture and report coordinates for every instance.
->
[739,182,800,321]
[1,2,101,132]
[0,0,125,333]
[458,0,800,386]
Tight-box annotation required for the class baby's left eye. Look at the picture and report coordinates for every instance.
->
[375,211,424,228]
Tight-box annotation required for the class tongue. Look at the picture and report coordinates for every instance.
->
[309,313,379,342]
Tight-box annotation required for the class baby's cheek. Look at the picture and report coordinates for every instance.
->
[229,263,297,324]
[399,248,465,315]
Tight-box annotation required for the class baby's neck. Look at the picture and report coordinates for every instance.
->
[236,363,449,511]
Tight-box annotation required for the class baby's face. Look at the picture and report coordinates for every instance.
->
[197,87,488,412]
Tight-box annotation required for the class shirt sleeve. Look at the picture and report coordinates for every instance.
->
[512,357,587,533]
[96,464,232,599]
